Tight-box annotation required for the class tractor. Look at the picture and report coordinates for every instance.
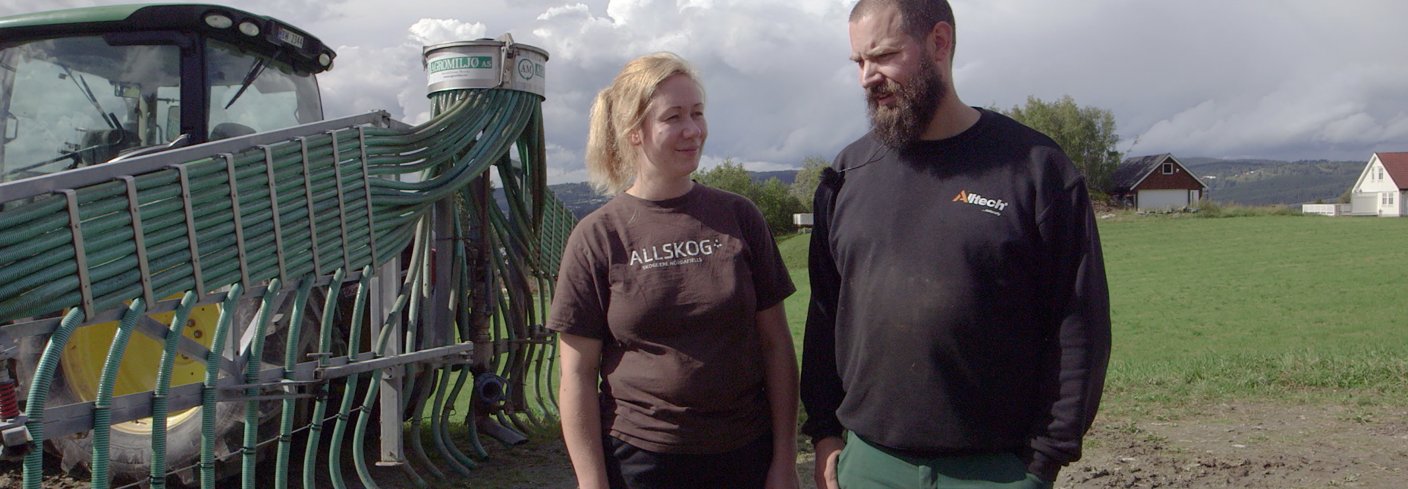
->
[0,4,566,487]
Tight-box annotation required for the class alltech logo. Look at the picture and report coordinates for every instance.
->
[952,190,1008,216]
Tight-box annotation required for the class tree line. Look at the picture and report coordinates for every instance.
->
[693,157,827,236]
[700,95,1121,236]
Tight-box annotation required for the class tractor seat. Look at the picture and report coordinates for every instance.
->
[210,122,256,140]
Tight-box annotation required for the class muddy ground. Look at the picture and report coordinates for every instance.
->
[4,400,1404,488]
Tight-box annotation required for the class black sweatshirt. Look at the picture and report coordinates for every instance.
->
[800,109,1111,481]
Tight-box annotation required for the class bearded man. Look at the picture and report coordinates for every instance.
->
[799,1,1112,488]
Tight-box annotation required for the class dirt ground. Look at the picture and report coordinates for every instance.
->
[4,400,1405,488]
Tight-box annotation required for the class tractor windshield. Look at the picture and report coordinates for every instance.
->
[206,38,323,141]
[0,37,179,181]
[0,36,324,182]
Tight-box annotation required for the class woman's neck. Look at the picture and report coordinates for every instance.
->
[626,174,694,201]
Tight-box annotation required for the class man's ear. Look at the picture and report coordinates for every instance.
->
[928,21,955,65]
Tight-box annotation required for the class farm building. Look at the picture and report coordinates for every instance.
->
[1110,153,1207,211]
[1345,152,1408,217]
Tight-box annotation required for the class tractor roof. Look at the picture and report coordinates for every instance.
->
[0,4,336,74]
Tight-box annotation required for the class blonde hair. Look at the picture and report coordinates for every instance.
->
[585,52,703,195]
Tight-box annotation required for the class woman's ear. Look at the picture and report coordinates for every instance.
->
[628,130,642,145]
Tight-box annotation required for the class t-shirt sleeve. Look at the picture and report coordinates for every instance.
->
[740,201,796,311]
[546,223,611,339]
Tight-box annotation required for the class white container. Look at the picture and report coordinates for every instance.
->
[423,35,548,98]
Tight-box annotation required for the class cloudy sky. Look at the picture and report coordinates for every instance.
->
[6,0,1408,183]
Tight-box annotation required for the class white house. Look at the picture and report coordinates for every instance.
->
[1347,152,1408,217]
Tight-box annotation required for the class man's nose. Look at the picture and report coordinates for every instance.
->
[859,62,882,89]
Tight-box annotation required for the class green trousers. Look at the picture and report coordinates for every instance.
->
[837,433,1054,489]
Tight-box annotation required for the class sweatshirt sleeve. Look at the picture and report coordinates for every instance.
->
[546,222,610,339]
[800,167,847,443]
[1026,173,1113,481]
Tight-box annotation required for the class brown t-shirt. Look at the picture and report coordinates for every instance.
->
[547,183,795,454]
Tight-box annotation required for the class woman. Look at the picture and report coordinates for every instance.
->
[548,52,800,489]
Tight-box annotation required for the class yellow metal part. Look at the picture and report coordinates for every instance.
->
[60,300,223,434]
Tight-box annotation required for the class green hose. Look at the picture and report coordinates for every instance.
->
[327,267,370,489]
[201,284,243,489]
[274,276,315,489]
[303,267,344,489]
[404,370,446,480]
[353,221,426,489]
[399,223,445,481]
[432,231,477,470]
[91,299,147,489]
[21,308,86,489]
[352,294,406,489]
[242,278,282,489]
[430,364,476,472]
[150,291,198,488]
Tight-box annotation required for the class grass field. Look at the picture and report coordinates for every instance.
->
[405,213,1408,488]
[776,214,1408,416]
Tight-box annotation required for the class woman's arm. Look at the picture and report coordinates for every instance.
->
[756,302,801,489]
[559,332,610,489]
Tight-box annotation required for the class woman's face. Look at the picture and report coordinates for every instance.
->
[631,73,707,181]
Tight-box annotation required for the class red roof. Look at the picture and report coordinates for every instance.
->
[1377,152,1408,190]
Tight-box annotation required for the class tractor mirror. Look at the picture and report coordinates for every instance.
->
[114,82,141,99]
[165,106,180,142]
[3,112,16,142]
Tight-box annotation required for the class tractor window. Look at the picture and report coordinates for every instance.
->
[206,39,322,140]
[0,38,179,181]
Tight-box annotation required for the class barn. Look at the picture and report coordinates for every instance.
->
[1110,153,1207,211]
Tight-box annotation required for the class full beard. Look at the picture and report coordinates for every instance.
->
[865,57,945,149]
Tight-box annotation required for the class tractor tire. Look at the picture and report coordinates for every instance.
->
[14,288,330,487]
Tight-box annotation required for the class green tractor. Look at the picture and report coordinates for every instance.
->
[1,4,338,484]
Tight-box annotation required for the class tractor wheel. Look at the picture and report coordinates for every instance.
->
[15,289,330,487]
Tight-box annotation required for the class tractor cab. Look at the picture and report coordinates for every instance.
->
[0,4,335,182]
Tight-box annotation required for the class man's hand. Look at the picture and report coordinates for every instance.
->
[813,436,844,489]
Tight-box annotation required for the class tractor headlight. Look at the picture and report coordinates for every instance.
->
[204,14,233,29]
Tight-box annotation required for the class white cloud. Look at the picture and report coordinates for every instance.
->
[408,19,488,46]
[319,42,430,124]
[6,0,1408,177]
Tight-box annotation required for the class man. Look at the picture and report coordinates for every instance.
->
[800,1,1112,488]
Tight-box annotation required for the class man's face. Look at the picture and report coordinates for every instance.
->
[849,6,946,148]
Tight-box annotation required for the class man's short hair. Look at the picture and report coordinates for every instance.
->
[850,0,956,45]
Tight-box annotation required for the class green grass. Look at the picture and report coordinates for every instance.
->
[776,215,1408,417]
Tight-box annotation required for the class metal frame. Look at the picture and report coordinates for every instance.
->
[0,341,472,439]
[0,111,398,202]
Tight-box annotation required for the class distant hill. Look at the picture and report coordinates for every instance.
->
[534,158,1361,218]
[1179,157,1362,205]
[537,170,802,219]
[750,170,798,185]
[492,182,611,220]
[544,182,612,219]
